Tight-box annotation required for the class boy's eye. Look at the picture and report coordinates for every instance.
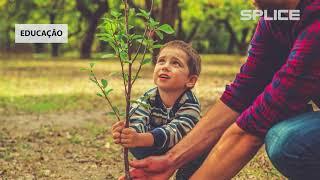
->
[173,61,181,66]
[157,58,165,63]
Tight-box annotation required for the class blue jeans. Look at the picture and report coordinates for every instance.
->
[265,111,320,180]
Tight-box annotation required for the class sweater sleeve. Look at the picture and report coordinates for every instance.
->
[220,18,279,113]
[129,94,152,133]
[236,20,320,138]
[150,100,201,152]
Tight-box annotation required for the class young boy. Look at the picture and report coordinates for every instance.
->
[112,40,205,179]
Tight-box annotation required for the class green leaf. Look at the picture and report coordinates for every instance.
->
[141,58,151,65]
[80,68,89,71]
[153,44,163,49]
[111,10,121,18]
[112,106,120,115]
[136,13,145,18]
[96,93,103,97]
[132,34,144,41]
[120,51,128,61]
[106,111,115,116]
[109,72,122,77]
[105,88,113,96]
[90,62,95,68]
[101,54,116,59]
[158,24,175,34]
[155,30,163,40]
[138,9,150,17]
[123,59,132,64]
[133,75,141,80]
[129,25,134,30]
[101,79,108,88]
[129,8,136,13]
[148,18,160,28]
[124,73,129,83]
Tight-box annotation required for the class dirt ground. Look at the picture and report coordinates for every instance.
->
[0,110,125,179]
[0,110,285,180]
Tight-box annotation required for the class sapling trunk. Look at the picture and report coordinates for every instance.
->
[83,0,174,179]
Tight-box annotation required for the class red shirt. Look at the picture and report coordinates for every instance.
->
[221,0,320,137]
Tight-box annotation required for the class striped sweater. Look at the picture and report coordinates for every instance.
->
[129,87,201,152]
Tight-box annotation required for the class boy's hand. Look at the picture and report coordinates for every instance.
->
[120,128,141,148]
[112,120,125,144]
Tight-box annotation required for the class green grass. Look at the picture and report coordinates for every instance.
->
[0,55,239,114]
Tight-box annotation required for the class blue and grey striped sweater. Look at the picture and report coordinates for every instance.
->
[129,87,201,152]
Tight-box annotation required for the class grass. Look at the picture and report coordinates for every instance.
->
[0,55,239,114]
[0,55,286,179]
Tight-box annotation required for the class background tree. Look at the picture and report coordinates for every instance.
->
[0,0,33,52]
[76,0,109,59]
[0,0,256,57]
[33,0,66,57]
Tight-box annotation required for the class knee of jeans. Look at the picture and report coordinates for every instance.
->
[265,128,282,165]
[265,124,307,177]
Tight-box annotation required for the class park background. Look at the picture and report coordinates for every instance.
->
[0,0,286,179]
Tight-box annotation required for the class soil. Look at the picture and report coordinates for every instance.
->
[0,110,124,179]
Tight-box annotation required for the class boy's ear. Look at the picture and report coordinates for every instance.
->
[186,75,198,88]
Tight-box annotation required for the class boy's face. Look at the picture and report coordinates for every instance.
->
[153,47,197,92]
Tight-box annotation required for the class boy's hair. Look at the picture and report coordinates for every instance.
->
[159,40,201,76]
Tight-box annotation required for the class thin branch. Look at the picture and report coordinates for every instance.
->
[132,27,148,63]
[132,45,148,85]
[111,30,128,95]
[91,70,121,121]
[132,0,154,63]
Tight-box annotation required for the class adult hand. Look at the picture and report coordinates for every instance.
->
[119,154,177,180]
[112,120,125,144]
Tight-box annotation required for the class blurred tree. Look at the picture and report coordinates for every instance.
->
[204,0,256,54]
[33,0,66,57]
[76,0,109,59]
[0,0,33,51]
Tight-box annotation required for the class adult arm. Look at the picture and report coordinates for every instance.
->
[191,20,320,179]
[127,100,239,179]
[127,18,277,179]
[190,123,263,179]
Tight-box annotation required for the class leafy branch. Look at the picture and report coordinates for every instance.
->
[84,0,174,179]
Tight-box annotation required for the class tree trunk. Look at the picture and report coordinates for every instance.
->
[34,44,45,53]
[49,13,59,57]
[227,35,236,54]
[5,27,11,51]
[159,0,178,42]
[176,6,185,40]
[80,20,99,58]
[76,0,109,59]
[152,0,179,63]
[48,1,66,57]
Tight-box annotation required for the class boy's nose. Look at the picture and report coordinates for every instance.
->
[161,64,170,71]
